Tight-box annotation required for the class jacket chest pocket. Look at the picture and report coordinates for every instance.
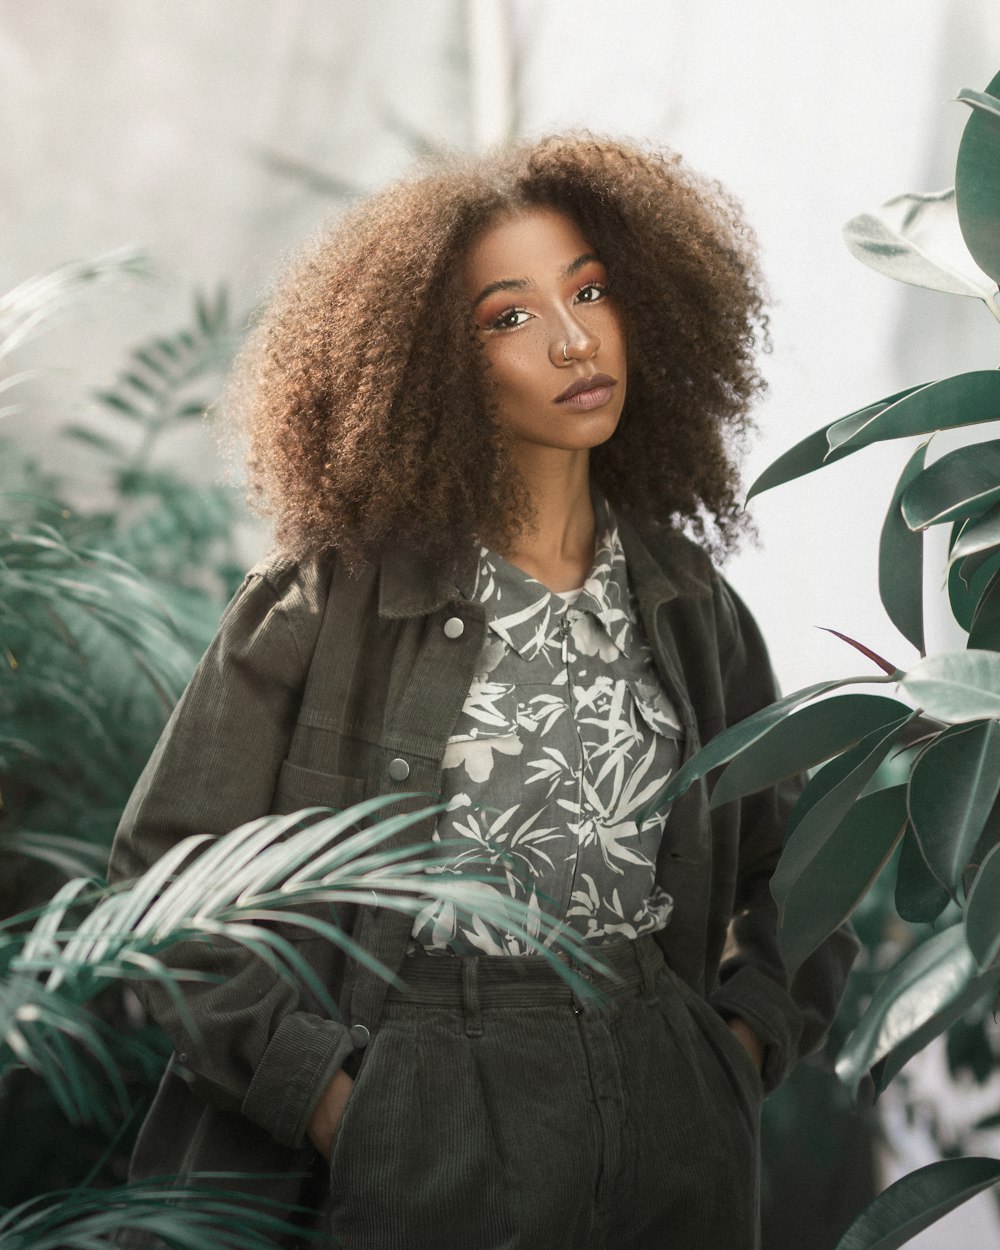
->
[271,758,367,815]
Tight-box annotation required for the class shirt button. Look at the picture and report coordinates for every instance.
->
[349,1023,371,1048]
[443,616,464,639]
[388,757,410,781]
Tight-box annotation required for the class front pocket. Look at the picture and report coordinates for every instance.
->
[661,965,762,1118]
[272,759,366,815]
[627,675,684,743]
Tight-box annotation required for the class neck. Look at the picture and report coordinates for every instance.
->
[496,448,596,592]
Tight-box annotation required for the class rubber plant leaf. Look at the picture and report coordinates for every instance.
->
[879,442,927,653]
[781,714,912,844]
[949,548,1000,630]
[745,384,928,500]
[947,502,1000,570]
[899,650,1000,722]
[639,674,896,818]
[828,371,1000,456]
[775,784,908,973]
[956,72,1000,286]
[709,694,912,809]
[901,438,1000,530]
[835,923,1000,1097]
[968,569,1000,650]
[895,827,951,924]
[907,720,1000,895]
[833,1156,1000,1250]
[966,841,1000,967]
[843,188,997,302]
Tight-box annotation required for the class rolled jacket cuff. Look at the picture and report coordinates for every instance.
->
[242,1011,354,1149]
[710,964,803,1093]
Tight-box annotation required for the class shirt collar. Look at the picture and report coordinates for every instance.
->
[464,497,634,661]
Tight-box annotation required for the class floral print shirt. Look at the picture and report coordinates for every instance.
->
[410,499,683,955]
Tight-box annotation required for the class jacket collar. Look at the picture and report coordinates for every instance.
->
[376,506,713,620]
[377,544,474,619]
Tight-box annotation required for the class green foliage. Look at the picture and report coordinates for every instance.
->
[0,805,594,1246]
[0,265,249,1218]
[833,1158,1000,1250]
[0,1177,320,1250]
[692,69,1000,1243]
[1,281,246,910]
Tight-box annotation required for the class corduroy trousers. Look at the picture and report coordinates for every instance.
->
[323,936,762,1249]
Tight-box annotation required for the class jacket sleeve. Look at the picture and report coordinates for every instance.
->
[706,576,860,1091]
[107,566,355,1150]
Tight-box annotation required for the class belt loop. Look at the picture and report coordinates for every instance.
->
[462,956,483,1038]
[638,937,660,1004]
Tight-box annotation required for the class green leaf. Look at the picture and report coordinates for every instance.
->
[641,675,895,816]
[781,715,912,842]
[968,570,1000,650]
[0,1175,321,1250]
[966,841,1000,966]
[745,385,928,500]
[956,72,1000,285]
[879,443,927,652]
[835,924,999,1097]
[709,694,913,809]
[92,389,145,420]
[61,424,128,458]
[832,373,1000,459]
[833,1156,1000,1250]
[843,188,997,301]
[949,503,1000,568]
[900,650,1000,721]
[907,721,1000,895]
[775,784,907,972]
[895,827,950,924]
[901,439,1000,529]
[950,547,1000,629]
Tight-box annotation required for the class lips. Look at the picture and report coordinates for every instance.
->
[555,373,616,403]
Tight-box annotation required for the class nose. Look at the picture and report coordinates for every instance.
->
[550,309,600,366]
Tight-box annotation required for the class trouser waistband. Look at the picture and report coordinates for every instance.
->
[386,935,666,1018]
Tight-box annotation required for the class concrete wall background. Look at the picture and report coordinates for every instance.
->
[4,4,1000,1241]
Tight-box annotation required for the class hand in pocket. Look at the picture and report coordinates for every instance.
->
[307,1067,355,1161]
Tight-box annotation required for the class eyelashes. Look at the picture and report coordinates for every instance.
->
[486,281,610,333]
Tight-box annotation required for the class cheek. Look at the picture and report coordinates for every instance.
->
[485,340,549,400]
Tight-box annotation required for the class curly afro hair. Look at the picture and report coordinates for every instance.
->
[230,134,768,571]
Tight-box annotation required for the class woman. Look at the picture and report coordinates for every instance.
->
[110,135,857,1249]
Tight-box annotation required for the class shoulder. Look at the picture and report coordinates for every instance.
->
[217,548,343,675]
[619,512,718,603]
[623,515,773,690]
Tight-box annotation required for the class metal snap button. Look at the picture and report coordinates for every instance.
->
[349,1023,371,1048]
[388,757,410,781]
[443,616,464,639]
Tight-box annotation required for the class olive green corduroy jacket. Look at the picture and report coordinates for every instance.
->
[108,514,858,1234]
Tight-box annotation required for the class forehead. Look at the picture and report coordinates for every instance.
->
[463,207,598,293]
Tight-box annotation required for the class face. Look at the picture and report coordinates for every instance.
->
[464,207,627,462]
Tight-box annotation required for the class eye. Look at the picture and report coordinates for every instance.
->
[488,306,532,331]
[575,281,607,304]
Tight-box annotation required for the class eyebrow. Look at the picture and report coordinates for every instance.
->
[471,252,601,309]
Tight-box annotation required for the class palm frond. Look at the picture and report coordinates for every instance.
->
[90,287,240,442]
[1,799,606,1125]
[0,1175,318,1250]
[0,833,108,882]
[0,524,192,697]
[0,250,153,363]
